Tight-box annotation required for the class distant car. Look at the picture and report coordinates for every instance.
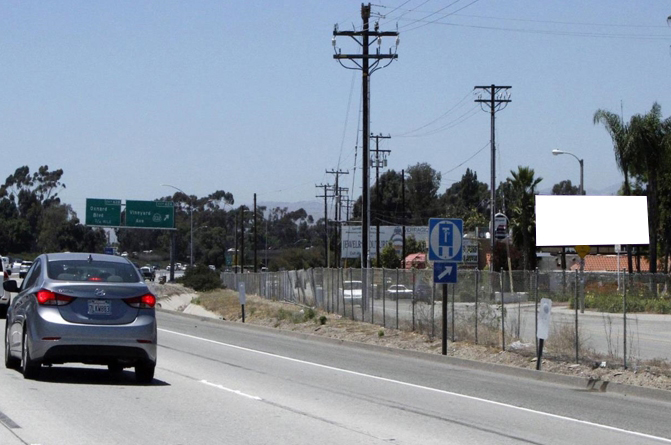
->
[387,284,414,300]
[3,252,157,382]
[415,282,433,303]
[1,257,9,272]
[0,259,9,318]
[208,265,216,271]
[19,261,33,279]
[140,266,155,281]
[342,280,363,305]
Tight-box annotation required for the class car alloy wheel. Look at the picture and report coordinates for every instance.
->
[4,328,19,369]
[21,330,40,379]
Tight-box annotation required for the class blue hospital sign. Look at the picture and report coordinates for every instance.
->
[428,218,463,262]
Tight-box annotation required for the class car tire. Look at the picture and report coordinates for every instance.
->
[0,304,7,319]
[108,362,124,376]
[5,328,19,369]
[135,361,155,384]
[21,330,40,380]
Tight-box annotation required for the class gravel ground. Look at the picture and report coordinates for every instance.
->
[151,283,671,392]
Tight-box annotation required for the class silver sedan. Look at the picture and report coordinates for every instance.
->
[2,252,157,383]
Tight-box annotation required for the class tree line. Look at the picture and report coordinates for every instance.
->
[3,99,669,273]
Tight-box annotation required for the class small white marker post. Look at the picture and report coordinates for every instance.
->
[536,298,552,370]
[238,282,246,323]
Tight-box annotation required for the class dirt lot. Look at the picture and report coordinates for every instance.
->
[153,283,671,392]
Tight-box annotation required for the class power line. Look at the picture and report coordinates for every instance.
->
[399,18,671,39]
[400,0,482,32]
[396,105,480,138]
[391,88,475,137]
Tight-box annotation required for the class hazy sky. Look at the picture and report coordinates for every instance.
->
[2,1,670,221]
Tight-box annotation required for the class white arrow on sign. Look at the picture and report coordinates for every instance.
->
[438,265,453,280]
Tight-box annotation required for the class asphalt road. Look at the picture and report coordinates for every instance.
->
[1,311,670,444]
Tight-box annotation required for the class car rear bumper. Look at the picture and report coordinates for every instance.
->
[28,309,157,365]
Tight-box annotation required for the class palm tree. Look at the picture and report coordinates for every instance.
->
[508,166,542,271]
[628,103,671,274]
[593,109,634,273]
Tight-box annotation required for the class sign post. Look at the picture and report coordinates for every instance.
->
[429,218,463,355]
[238,282,246,323]
[536,298,552,370]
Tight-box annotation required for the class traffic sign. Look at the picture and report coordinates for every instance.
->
[428,218,463,262]
[126,200,175,229]
[86,199,121,227]
[494,212,508,240]
[575,245,590,259]
[434,262,458,284]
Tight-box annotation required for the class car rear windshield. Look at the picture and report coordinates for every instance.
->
[47,260,141,283]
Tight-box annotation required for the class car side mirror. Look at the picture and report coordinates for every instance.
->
[3,280,19,293]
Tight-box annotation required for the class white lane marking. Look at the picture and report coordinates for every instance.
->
[159,328,671,443]
[200,380,262,401]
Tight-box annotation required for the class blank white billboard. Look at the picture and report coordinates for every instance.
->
[535,195,649,246]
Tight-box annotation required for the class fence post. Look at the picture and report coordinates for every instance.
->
[574,269,579,363]
[500,272,506,351]
[431,280,435,339]
[475,269,479,345]
[412,269,416,332]
[534,268,539,353]
[623,273,628,370]
[396,268,400,330]
[371,268,375,325]
[451,283,455,342]
[382,268,386,328]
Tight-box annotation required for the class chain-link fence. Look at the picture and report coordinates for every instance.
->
[221,268,671,368]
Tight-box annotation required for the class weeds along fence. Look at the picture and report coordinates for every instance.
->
[221,269,671,369]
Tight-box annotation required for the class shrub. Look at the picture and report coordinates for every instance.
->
[177,264,222,292]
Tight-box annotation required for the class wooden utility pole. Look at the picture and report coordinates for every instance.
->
[475,85,511,271]
[333,3,399,268]
[316,184,334,267]
[370,133,390,264]
[326,169,349,267]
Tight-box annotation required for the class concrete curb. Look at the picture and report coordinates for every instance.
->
[157,308,671,403]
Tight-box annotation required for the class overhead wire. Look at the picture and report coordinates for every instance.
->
[378,2,669,39]
[392,88,475,137]
[399,0,482,32]
[396,105,480,138]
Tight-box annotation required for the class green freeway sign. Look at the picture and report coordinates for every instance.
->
[86,199,122,227]
[126,200,175,229]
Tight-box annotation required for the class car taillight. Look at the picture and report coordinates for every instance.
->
[3,271,8,280]
[124,293,156,309]
[36,290,75,306]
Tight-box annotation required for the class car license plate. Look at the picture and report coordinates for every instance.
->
[88,299,111,315]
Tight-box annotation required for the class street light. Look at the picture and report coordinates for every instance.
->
[551,149,586,313]
[552,149,584,195]
[162,184,194,267]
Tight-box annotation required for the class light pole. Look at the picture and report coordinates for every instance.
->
[162,184,194,267]
[551,149,584,195]
[551,149,585,313]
